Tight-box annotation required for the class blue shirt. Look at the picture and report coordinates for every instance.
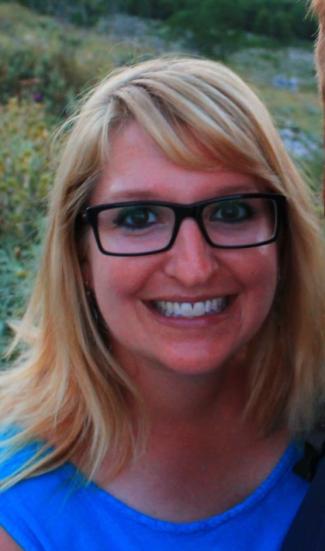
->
[0,441,308,551]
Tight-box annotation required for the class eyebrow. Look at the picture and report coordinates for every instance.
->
[104,184,261,202]
[107,190,164,200]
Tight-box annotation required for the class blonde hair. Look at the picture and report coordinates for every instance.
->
[1,56,325,489]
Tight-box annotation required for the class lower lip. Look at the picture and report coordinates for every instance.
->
[145,298,234,328]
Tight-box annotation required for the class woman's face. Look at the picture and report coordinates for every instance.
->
[85,122,279,378]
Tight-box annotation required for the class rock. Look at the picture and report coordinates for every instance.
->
[279,127,318,158]
[272,75,299,91]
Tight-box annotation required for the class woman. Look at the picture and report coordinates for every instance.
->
[0,57,325,550]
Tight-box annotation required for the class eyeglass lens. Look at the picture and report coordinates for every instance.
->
[95,196,277,254]
[97,204,174,254]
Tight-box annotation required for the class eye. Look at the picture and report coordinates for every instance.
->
[114,206,158,230]
[209,200,254,223]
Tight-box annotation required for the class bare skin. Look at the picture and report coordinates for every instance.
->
[0,530,21,550]
[94,358,289,522]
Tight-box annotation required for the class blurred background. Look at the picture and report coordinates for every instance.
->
[0,0,323,355]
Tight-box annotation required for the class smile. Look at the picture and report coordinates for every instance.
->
[153,298,228,318]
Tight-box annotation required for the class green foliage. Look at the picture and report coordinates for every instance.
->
[0,0,178,23]
[0,98,53,239]
[123,0,185,20]
[0,238,40,358]
[0,0,317,48]
[0,0,112,25]
[167,0,316,55]
[0,94,50,355]
[0,4,85,113]
[0,3,154,115]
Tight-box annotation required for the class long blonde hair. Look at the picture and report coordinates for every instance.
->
[1,57,325,489]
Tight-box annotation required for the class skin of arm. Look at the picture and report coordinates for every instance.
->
[0,530,21,551]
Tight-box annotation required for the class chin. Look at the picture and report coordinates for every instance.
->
[151,349,239,379]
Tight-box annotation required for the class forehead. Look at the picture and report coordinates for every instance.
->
[91,122,261,204]
[106,122,168,174]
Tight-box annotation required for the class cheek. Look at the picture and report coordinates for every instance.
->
[238,247,278,316]
[87,250,155,312]
[87,257,135,335]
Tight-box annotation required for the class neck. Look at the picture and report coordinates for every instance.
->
[97,352,289,520]
[117,345,250,429]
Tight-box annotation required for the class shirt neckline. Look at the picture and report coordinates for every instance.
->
[63,441,302,533]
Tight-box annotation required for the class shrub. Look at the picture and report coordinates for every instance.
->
[0,4,155,115]
[0,97,54,240]
[0,23,89,115]
[0,96,52,355]
[0,237,41,359]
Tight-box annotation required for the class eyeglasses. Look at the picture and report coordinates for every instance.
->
[81,192,286,256]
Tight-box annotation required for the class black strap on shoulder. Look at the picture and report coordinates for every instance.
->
[293,432,325,481]
[281,432,325,551]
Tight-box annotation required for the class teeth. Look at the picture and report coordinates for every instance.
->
[193,302,205,316]
[155,298,228,318]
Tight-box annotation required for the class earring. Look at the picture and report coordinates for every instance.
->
[84,286,111,351]
[85,286,100,323]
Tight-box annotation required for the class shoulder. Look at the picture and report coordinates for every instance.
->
[0,426,54,485]
[0,529,21,550]
[0,459,83,550]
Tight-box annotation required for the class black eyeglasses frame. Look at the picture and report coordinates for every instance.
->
[80,192,286,257]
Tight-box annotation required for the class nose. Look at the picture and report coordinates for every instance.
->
[164,219,218,286]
